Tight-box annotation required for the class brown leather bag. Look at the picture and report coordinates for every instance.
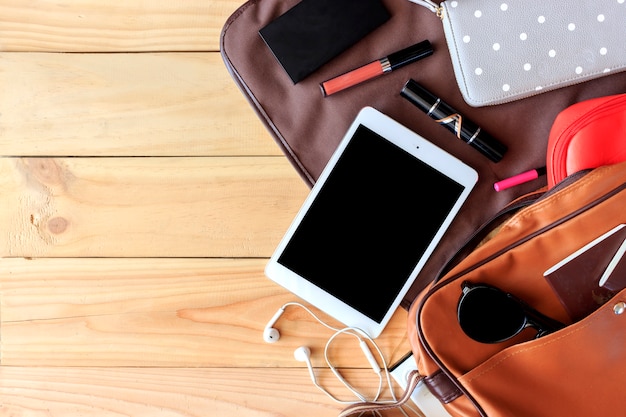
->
[221,0,626,305]
[406,161,626,417]
[223,3,626,415]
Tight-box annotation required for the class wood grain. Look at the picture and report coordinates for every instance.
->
[0,1,422,416]
[0,258,409,367]
[0,156,309,257]
[0,0,243,52]
[0,367,417,417]
[0,258,411,367]
[0,52,277,157]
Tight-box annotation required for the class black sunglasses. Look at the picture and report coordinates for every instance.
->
[457,282,565,344]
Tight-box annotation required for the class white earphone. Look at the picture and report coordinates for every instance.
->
[293,346,317,382]
[262,306,285,343]
[262,302,417,416]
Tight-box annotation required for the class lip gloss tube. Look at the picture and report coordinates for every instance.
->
[400,79,507,163]
[320,40,433,97]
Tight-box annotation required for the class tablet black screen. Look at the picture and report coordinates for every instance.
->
[278,125,465,322]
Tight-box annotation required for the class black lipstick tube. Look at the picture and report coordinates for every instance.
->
[386,40,434,71]
[400,79,507,163]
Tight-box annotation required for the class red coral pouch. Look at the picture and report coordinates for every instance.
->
[547,93,626,188]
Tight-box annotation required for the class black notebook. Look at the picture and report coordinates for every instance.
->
[259,0,390,84]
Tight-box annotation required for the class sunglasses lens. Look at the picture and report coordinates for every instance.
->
[458,285,527,343]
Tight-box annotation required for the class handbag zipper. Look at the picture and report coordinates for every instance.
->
[434,170,589,284]
[406,0,444,18]
[433,189,544,283]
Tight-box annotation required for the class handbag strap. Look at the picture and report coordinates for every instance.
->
[337,370,424,417]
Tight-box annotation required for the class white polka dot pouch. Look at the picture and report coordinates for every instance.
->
[410,0,626,107]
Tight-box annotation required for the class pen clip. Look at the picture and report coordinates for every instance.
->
[599,237,626,287]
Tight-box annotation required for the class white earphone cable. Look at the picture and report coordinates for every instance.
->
[277,302,419,416]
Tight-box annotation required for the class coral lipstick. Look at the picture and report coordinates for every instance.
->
[320,40,433,97]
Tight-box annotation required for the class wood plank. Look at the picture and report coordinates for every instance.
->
[0,1,422,415]
[0,52,278,157]
[0,157,309,258]
[0,258,411,367]
[0,367,417,417]
[0,0,242,52]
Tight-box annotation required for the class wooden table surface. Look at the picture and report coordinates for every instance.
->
[0,2,413,416]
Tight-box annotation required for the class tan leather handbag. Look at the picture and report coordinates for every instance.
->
[408,160,626,416]
[340,160,626,417]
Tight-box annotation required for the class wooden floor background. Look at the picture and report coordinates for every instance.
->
[0,1,413,415]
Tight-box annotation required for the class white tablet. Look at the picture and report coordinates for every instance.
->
[265,107,478,338]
